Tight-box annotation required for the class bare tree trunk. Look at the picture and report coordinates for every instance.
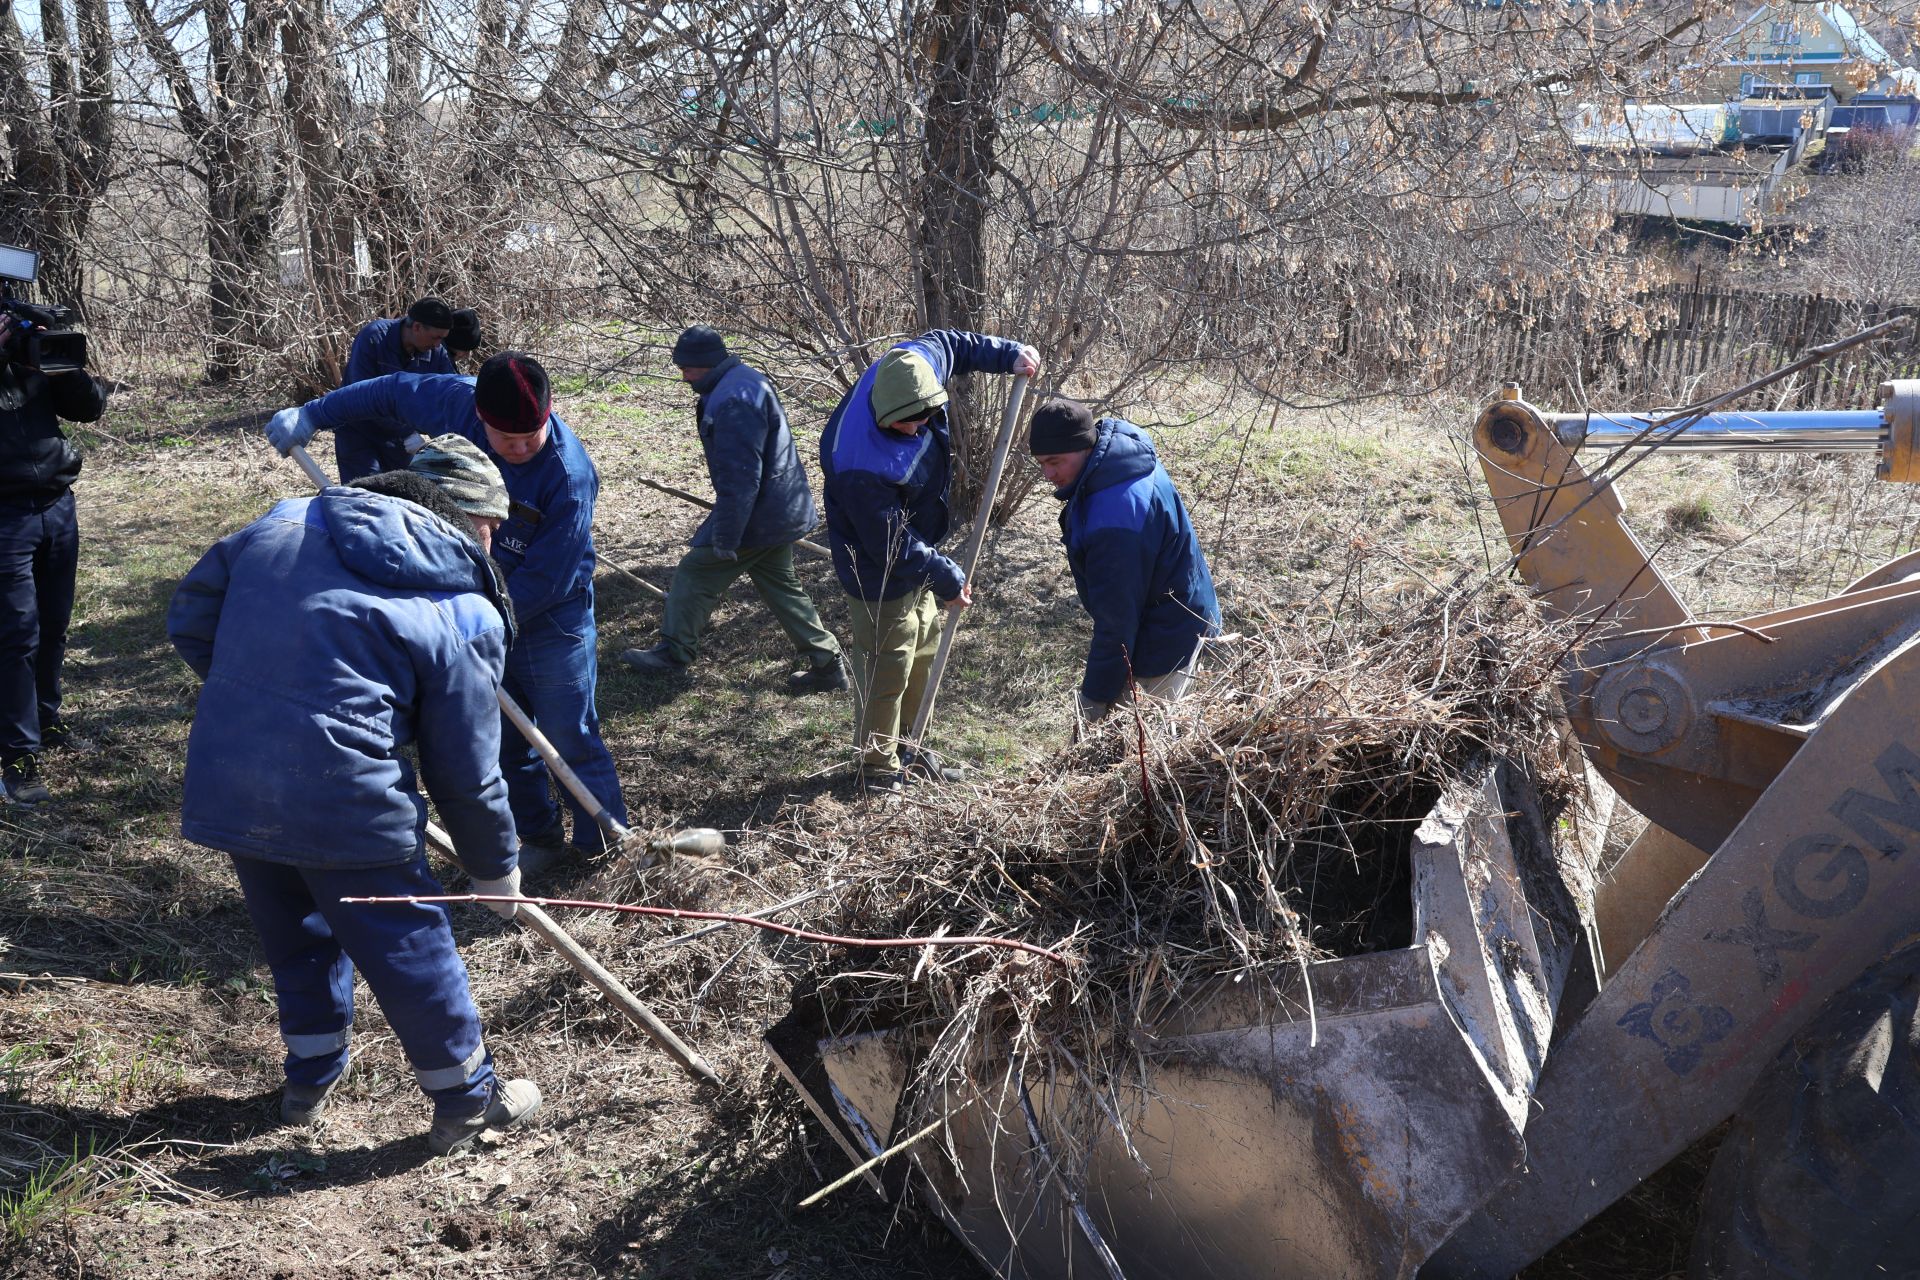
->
[283,0,362,386]
[0,0,113,314]
[916,0,1010,510]
[365,0,427,300]
[128,0,286,381]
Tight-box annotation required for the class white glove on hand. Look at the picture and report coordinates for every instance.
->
[1076,691,1111,723]
[265,406,316,456]
[471,868,522,920]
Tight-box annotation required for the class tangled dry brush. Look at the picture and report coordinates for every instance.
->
[769,579,1579,1102]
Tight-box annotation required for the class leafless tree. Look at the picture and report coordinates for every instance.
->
[124,0,287,380]
[0,0,113,312]
[1793,140,1920,308]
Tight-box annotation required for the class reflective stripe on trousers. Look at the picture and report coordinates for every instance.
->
[227,853,495,1112]
[283,1027,352,1059]
[415,1041,488,1092]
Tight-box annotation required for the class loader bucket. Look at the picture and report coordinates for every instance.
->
[783,758,1601,1280]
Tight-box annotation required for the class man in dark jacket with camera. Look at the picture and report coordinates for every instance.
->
[0,339,108,805]
[167,437,541,1154]
[621,326,844,692]
[1027,399,1219,720]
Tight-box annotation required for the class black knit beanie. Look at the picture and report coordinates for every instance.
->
[474,352,552,434]
[408,296,455,330]
[1028,398,1098,455]
[672,325,728,367]
[447,308,481,354]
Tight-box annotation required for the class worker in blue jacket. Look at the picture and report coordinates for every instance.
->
[622,325,844,691]
[167,437,541,1154]
[265,353,631,870]
[336,297,457,481]
[820,328,1039,787]
[1027,399,1220,719]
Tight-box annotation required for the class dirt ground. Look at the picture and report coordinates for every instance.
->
[1,368,1908,1279]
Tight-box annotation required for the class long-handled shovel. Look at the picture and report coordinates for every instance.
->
[904,375,1031,752]
[632,474,833,561]
[284,442,721,1085]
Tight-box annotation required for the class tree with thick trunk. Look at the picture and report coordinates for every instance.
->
[126,0,286,382]
[0,0,113,314]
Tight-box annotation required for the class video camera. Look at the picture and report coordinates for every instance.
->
[0,243,87,376]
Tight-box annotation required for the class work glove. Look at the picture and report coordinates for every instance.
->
[1076,691,1111,723]
[265,406,317,456]
[470,867,522,921]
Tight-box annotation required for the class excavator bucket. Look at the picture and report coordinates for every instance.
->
[776,759,1603,1280]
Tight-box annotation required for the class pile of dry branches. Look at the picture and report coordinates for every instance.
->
[787,581,1576,1093]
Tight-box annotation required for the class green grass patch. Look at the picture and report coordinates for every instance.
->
[0,1140,134,1244]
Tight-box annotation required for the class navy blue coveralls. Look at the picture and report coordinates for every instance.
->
[0,361,107,766]
[337,317,455,481]
[168,486,519,1116]
[1055,417,1221,703]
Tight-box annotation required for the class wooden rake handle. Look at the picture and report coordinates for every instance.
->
[906,374,1031,747]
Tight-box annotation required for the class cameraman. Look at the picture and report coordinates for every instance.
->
[0,345,107,805]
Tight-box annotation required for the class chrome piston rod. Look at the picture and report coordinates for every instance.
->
[1549,410,1887,453]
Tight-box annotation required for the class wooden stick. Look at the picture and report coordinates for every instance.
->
[906,374,1031,748]
[633,474,833,560]
[796,1117,946,1208]
[421,822,720,1085]
[595,548,669,599]
[338,890,1079,967]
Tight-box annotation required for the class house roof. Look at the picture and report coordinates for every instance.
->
[1721,2,1895,67]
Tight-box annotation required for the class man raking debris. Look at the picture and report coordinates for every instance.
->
[275,433,722,1086]
[269,353,630,875]
[167,436,546,1154]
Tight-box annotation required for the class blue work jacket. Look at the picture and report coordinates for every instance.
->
[168,488,518,878]
[1058,418,1221,703]
[689,356,818,552]
[300,373,600,625]
[819,329,1023,601]
[343,317,455,385]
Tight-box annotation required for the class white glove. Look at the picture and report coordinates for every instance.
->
[1076,691,1111,723]
[266,406,316,456]
[471,867,522,920]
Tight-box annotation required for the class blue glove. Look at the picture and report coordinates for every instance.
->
[266,406,316,456]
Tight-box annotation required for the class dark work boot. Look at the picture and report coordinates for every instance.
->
[282,1071,347,1127]
[515,823,571,877]
[902,746,970,784]
[620,644,688,674]
[40,722,96,755]
[786,655,848,694]
[4,754,49,806]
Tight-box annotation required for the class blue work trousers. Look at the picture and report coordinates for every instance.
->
[500,586,629,852]
[334,427,415,484]
[0,490,77,760]
[229,854,496,1118]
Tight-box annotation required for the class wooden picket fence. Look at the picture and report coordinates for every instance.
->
[1329,273,1920,411]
